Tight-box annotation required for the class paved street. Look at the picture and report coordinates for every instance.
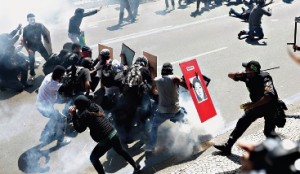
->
[0,0,300,173]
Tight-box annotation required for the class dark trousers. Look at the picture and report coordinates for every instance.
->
[228,104,276,145]
[90,134,136,174]
[119,0,134,24]
[29,44,49,76]
[165,0,175,8]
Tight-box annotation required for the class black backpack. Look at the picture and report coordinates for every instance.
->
[43,53,63,75]
[122,64,144,96]
[101,61,123,88]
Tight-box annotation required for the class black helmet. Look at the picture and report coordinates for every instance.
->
[75,8,84,15]
[161,62,173,75]
[135,56,148,67]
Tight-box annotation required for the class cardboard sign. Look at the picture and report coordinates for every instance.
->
[180,59,216,122]
[121,43,135,66]
[98,44,113,59]
[143,51,157,79]
[43,26,52,55]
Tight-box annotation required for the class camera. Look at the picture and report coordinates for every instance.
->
[249,137,300,174]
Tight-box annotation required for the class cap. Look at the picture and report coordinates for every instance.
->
[242,60,261,72]
[100,49,110,57]
[27,13,35,19]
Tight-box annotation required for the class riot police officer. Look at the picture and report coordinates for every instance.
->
[214,60,280,155]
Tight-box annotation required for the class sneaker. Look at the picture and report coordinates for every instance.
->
[134,164,141,173]
[229,8,233,16]
[23,83,33,88]
[241,7,245,12]
[57,137,71,146]
[213,144,231,155]
[238,30,246,39]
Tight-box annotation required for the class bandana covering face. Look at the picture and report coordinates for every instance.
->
[28,17,36,25]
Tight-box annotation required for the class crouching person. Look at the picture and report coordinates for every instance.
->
[68,95,141,174]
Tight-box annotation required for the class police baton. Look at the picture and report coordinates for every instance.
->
[261,66,280,71]
[287,16,300,52]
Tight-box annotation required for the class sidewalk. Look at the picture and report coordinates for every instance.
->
[157,101,300,174]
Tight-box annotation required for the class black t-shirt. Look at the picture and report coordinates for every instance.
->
[76,67,91,92]
[23,23,46,49]
[72,103,114,142]
[239,72,278,102]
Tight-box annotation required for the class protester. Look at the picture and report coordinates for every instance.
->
[0,46,31,92]
[68,7,101,44]
[145,62,188,154]
[229,0,255,21]
[0,24,22,55]
[238,0,272,40]
[214,60,281,155]
[165,0,175,11]
[22,13,51,80]
[68,95,141,174]
[119,0,135,25]
[112,56,153,144]
[94,49,125,110]
[36,65,71,145]
[0,25,31,92]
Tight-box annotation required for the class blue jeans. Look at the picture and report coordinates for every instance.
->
[68,33,80,44]
[146,107,186,149]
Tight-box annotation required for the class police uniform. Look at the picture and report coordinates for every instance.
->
[214,60,279,155]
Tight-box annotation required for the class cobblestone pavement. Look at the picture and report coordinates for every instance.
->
[158,102,300,174]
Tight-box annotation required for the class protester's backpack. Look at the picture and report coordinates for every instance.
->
[59,66,83,98]
[122,64,144,95]
[42,50,78,75]
[101,61,123,88]
[42,53,63,75]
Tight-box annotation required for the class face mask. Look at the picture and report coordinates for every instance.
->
[28,17,36,25]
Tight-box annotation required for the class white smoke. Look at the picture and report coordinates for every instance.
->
[0,0,74,33]
[156,87,226,158]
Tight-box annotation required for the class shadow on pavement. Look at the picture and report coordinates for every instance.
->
[18,142,67,173]
[0,90,19,101]
[282,0,294,4]
[286,114,300,119]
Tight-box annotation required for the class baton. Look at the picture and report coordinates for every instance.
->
[287,17,299,52]
[261,66,280,71]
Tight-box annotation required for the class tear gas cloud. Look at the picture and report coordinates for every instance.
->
[0,0,74,33]
[158,88,226,157]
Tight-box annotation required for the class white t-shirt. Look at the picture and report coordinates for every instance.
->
[36,73,62,110]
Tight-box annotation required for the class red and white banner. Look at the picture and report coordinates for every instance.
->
[180,59,216,122]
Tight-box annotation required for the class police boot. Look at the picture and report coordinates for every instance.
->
[213,137,235,155]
